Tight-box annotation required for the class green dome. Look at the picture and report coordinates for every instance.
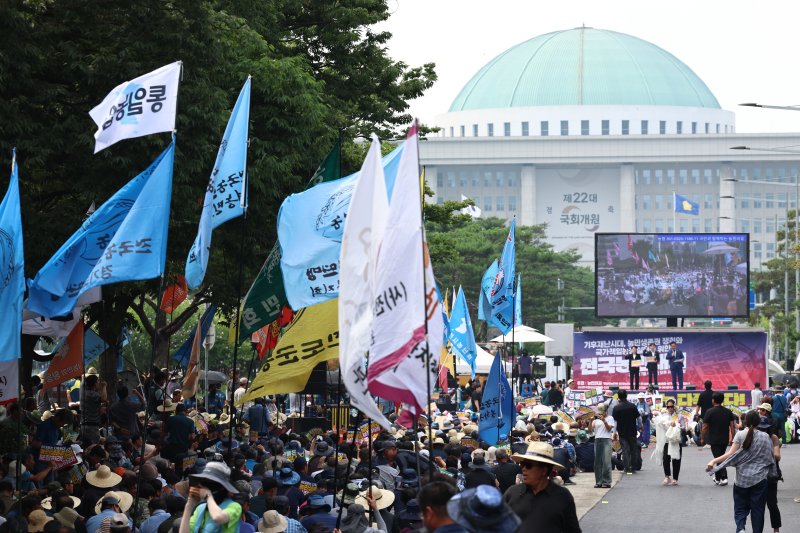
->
[449,27,721,111]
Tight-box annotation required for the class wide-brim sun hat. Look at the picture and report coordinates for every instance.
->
[257,510,288,533]
[355,484,395,510]
[53,507,80,528]
[189,461,239,494]
[94,491,133,515]
[759,403,773,412]
[510,441,563,469]
[41,495,81,510]
[340,504,369,533]
[156,399,177,412]
[86,464,122,488]
[276,467,300,486]
[447,485,521,533]
[27,510,53,533]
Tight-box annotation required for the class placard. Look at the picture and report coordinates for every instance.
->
[298,480,317,495]
[39,445,78,469]
[182,455,197,472]
[460,437,478,449]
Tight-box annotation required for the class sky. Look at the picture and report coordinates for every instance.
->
[377,0,800,133]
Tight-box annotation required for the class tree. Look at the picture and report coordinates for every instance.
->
[0,0,437,386]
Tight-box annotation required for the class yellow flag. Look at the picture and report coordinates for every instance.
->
[240,298,339,403]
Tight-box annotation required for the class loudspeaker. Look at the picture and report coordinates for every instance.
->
[300,362,330,395]
[288,416,330,433]
[685,384,697,390]
[727,384,739,390]
[553,356,562,367]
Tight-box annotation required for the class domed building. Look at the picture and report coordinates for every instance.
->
[421,27,800,270]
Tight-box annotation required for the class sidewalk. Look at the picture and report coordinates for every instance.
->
[572,441,800,532]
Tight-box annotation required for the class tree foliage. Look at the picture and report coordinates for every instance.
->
[425,217,600,341]
[0,0,436,376]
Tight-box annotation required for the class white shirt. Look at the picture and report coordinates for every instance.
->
[234,386,252,410]
[751,388,763,410]
[592,415,616,439]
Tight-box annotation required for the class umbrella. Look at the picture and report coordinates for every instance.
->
[703,244,739,255]
[772,373,799,388]
[198,370,229,385]
[735,262,748,274]
[490,325,554,343]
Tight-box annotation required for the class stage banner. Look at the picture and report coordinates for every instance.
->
[572,330,767,392]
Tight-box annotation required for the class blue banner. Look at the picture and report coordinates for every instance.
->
[27,142,175,318]
[448,286,477,377]
[514,274,522,327]
[278,144,404,310]
[185,78,250,289]
[479,353,513,445]
[83,328,107,367]
[0,151,25,361]
[486,219,516,334]
[478,261,497,323]
[172,304,216,365]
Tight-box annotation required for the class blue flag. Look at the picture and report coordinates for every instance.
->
[83,328,108,368]
[487,219,515,333]
[478,260,497,323]
[674,193,699,215]
[448,286,477,377]
[0,151,25,361]
[27,142,175,318]
[514,274,522,327]
[172,304,216,365]
[278,143,404,310]
[478,353,514,445]
[186,78,251,289]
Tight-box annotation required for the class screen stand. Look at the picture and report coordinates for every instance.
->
[666,317,678,328]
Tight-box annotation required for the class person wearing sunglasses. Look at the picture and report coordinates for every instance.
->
[505,441,581,532]
[655,400,686,485]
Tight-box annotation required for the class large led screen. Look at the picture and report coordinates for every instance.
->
[595,233,749,318]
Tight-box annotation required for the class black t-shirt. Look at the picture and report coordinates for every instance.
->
[703,406,735,446]
[612,401,641,438]
[495,461,521,494]
[697,390,714,417]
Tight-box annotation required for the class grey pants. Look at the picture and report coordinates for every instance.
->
[594,437,612,485]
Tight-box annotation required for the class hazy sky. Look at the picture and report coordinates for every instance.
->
[377,0,800,133]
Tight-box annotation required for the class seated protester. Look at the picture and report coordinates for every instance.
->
[158,495,188,533]
[298,495,336,532]
[139,498,169,533]
[339,503,388,533]
[551,437,576,485]
[275,468,304,519]
[249,477,278,518]
[493,449,521,494]
[573,430,595,472]
[79,465,123,518]
[86,492,135,533]
[232,492,256,533]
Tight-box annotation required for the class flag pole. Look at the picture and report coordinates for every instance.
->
[335,416,360,530]
[228,209,248,460]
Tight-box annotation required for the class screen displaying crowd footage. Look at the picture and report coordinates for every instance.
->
[595,233,749,318]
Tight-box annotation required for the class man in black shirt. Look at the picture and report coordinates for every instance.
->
[493,448,520,494]
[700,391,736,486]
[506,441,581,533]
[612,389,641,474]
[695,380,715,447]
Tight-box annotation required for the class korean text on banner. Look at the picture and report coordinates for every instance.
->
[27,142,175,318]
[478,353,513,445]
[0,151,24,361]
[42,322,84,391]
[0,359,18,404]
[486,219,516,334]
[238,142,341,344]
[367,125,444,415]
[338,136,392,428]
[278,144,404,311]
[89,61,182,153]
[185,78,250,289]
[242,298,340,403]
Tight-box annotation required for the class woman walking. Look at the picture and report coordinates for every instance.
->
[655,400,685,485]
[756,415,783,533]
[707,410,776,533]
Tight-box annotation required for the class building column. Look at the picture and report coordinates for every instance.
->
[719,164,736,233]
[519,165,536,226]
[619,164,636,232]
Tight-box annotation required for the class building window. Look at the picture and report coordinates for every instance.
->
[436,197,444,205]
[601,120,610,135]
[655,169,663,184]
[753,219,761,233]
[471,172,479,187]
[668,219,675,232]
[655,219,664,232]
[473,124,479,137]
[741,196,749,208]
[692,169,700,185]
[740,220,749,232]
[560,120,569,136]
[460,125,465,137]
[484,172,492,187]
[508,174,517,187]
[621,120,630,135]
[541,121,549,136]
[496,197,504,211]
[459,172,468,187]
[767,242,775,259]
[704,169,713,184]
[680,169,688,185]
[692,219,700,233]
[705,123,710,134]
[680,219,688,232]
[704,194,712,209]
[655,194,663,209]
[691,122,697,134]
[487,123,494,137]
[581,120,590,135]
[449,127,454,137]
[496,174,503,187]
[753,193,762,208]
[766,193,774,208]
[642,219,652,232]
[447,172,456,187]
[473,196,480,208]
[508,196,517,211]
[641,195,651,209]
[437,172,444,188]
[521,122,529,136]
[484,196,492,212]
[704,218,713,232]
[667,169,675,185]
[504,122,511,136]
[641,120,648,135]
[660,120,667,134]
[766,218,776,234]
[676,121,683,134]
[716,124,720,133]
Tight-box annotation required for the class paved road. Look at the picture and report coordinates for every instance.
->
[569,441,800,532]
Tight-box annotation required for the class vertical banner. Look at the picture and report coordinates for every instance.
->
[0,359,19,404]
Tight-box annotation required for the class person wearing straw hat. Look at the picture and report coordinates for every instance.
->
[298,494,335,531]
[447,485,520,533]
[26,509,53,533]
[179,461,242,533]
[505,441,581,532]
[86,492,134,533]
[256,510,287,533]
[53,507,82,530]
[338,502,389,533]
[79,464,122,517]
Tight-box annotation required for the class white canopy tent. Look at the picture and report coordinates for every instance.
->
[489,325,554,343]
[456,345,512,376]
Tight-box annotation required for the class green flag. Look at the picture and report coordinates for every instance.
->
[238,141,341,343]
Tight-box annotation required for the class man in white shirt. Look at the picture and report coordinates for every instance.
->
[750,382,763,410]
[234,378,251,410]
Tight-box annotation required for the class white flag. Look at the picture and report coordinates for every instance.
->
[367,125,444,414]
[460,194,482,218]
[338,135,392,429]
[89,61,182,153]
